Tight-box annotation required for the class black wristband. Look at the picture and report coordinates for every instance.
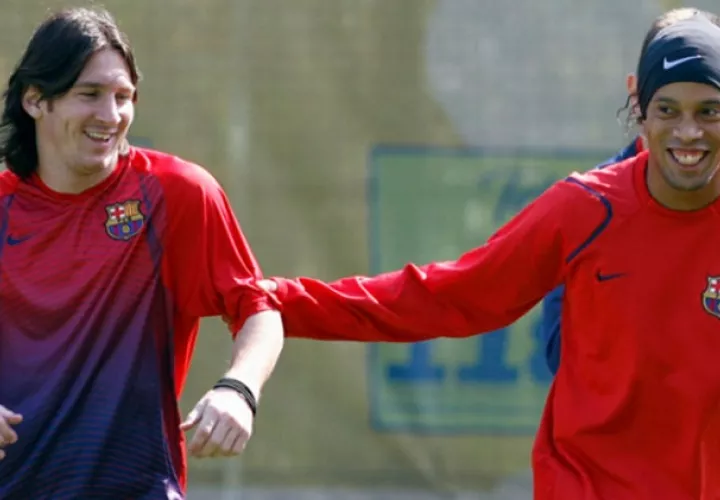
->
[213,378,258,416]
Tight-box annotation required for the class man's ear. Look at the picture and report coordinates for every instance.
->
[626,73,637,96]
[22,86,45,119]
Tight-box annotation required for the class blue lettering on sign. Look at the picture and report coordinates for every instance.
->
[385,319,551,386]
[367,145,610,434]
[387,342,446,382]
[457,329,518,383]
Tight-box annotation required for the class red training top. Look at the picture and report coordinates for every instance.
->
[270,151,720,500]
[0,147,272,498]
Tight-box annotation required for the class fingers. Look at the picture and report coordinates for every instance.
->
[230,428,249,455]
[186,412,251,458]
[0,406,23,458]
[184,391,254,459]
[188,415,247,458]
[213,425,250,457]
[0,419,18,447]
[180,399,206,431]
[0,406,22,426]
[4,414,22,426]
[256,279,277,293]
[187,410,218,457]
[179,411,200,432]
[203,419,232,458]
[192,422,249,458]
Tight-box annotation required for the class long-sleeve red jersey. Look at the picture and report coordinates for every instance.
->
[269,151,720,499]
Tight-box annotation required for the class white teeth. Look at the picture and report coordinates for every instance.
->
[671,151,705,166]
[85,131,112,141]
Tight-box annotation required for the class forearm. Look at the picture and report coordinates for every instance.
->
[224,310,284,399]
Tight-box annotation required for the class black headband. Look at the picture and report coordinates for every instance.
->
[637,16,720,118]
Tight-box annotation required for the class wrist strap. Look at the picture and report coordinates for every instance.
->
[213,378,258,416]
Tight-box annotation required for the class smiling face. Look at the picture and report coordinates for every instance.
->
[642,81,720,210]
[23,48,136,192]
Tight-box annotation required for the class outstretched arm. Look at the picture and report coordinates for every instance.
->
[266,178,606,342]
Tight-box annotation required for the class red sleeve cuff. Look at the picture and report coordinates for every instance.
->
[230,295,278,338]
[270,276,291,307]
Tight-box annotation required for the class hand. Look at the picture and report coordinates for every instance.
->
[180,388,254,459]
[0,405,23,460]
[256,279,277,293]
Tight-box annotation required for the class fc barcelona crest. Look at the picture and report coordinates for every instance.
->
[702,276,720,319]
[104,200,145,241]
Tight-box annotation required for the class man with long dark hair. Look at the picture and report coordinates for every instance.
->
[0,7,283,498]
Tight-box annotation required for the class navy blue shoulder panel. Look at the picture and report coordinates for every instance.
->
[563,177,613,264]
[596,138,639,170]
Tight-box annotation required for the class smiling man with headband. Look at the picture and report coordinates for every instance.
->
[538,8,720,378]
[256,12,720,500]
[635,15,720,214]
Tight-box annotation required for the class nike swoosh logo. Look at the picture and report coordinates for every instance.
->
[596,271,626,282]
[663,55,703,70]
[6,234,32,246]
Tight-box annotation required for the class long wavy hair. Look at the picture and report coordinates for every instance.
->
[0,7,141,179]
